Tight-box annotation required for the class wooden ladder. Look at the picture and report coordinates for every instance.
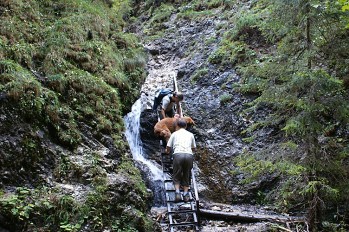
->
[161,150,200,232]
[158,75,200,231]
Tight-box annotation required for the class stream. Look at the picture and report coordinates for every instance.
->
[124,97,166,206]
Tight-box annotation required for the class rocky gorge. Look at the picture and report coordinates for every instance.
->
[1,0,348,231]
[132,5,305,231]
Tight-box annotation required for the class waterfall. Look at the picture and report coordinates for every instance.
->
[124,97,166,206]
[124,99,143,160]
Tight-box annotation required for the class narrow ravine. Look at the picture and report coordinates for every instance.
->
[124,8,308,231]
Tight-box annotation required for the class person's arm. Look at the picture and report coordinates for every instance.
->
[161,96,170,118]
[176,101,182,117]
[191,135,196,153]
[166,132,174,154]
[160,108,166,119]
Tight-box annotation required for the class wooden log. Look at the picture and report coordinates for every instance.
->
[199,209,305,223]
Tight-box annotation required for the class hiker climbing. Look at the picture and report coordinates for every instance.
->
[166,118,196,203]
[153,88,183,119]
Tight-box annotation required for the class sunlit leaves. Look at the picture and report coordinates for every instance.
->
[339,0,349,11]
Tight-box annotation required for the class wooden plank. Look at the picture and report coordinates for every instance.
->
[168,209,196,214]
[199,209,305,223]
[170,221,198,227]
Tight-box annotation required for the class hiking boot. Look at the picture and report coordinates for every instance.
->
[175,192,182,202]
[183,193,190,203]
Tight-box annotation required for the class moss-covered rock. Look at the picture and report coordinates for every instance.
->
[0,0,159,231]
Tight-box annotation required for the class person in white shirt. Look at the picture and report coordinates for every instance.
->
[166,118,196,202]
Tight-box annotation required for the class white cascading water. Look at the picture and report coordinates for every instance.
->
[124,98,163,180]
[124,48,178,206]
[124,96,167,206]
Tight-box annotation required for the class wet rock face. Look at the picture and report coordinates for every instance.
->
[139,109,162,164]
[0,107,56,187]
[0,106,123,188]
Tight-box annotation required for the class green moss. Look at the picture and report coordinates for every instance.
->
[0,173,154,230]
[191,68,208,83]
[176,0,236,20]
[233,149,315,211]
[0,60,24,78]
[117,159,149,197]
[0,0,153,231]
[143,3,175,36]
[0,0,148,150]
[219,93,232,105]
[227,10,262,41]
[241,135,255,143]
[177,8,214,20]
[204,36,216,46]
[112,134,127,151]
[209,40,255,66]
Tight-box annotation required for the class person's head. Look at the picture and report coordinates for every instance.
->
[177,118,187,129]
[173,92,184,102]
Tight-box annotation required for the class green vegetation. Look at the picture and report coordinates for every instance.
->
[219,93,232,105]
[0,0,147,146]
[2,0,349,230]
[191,68,208,83]
[0,180,154,231]
[138,0,237,38]
[208,40,256,67]
[225,0,349,230]
[149,4,175,28]
[0,0,156,231]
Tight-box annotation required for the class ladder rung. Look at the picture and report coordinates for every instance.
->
[170,221,198,227]
[165,189,176,192]
[168,209,197,214]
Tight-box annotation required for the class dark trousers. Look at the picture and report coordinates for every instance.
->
[172,153,193,187]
